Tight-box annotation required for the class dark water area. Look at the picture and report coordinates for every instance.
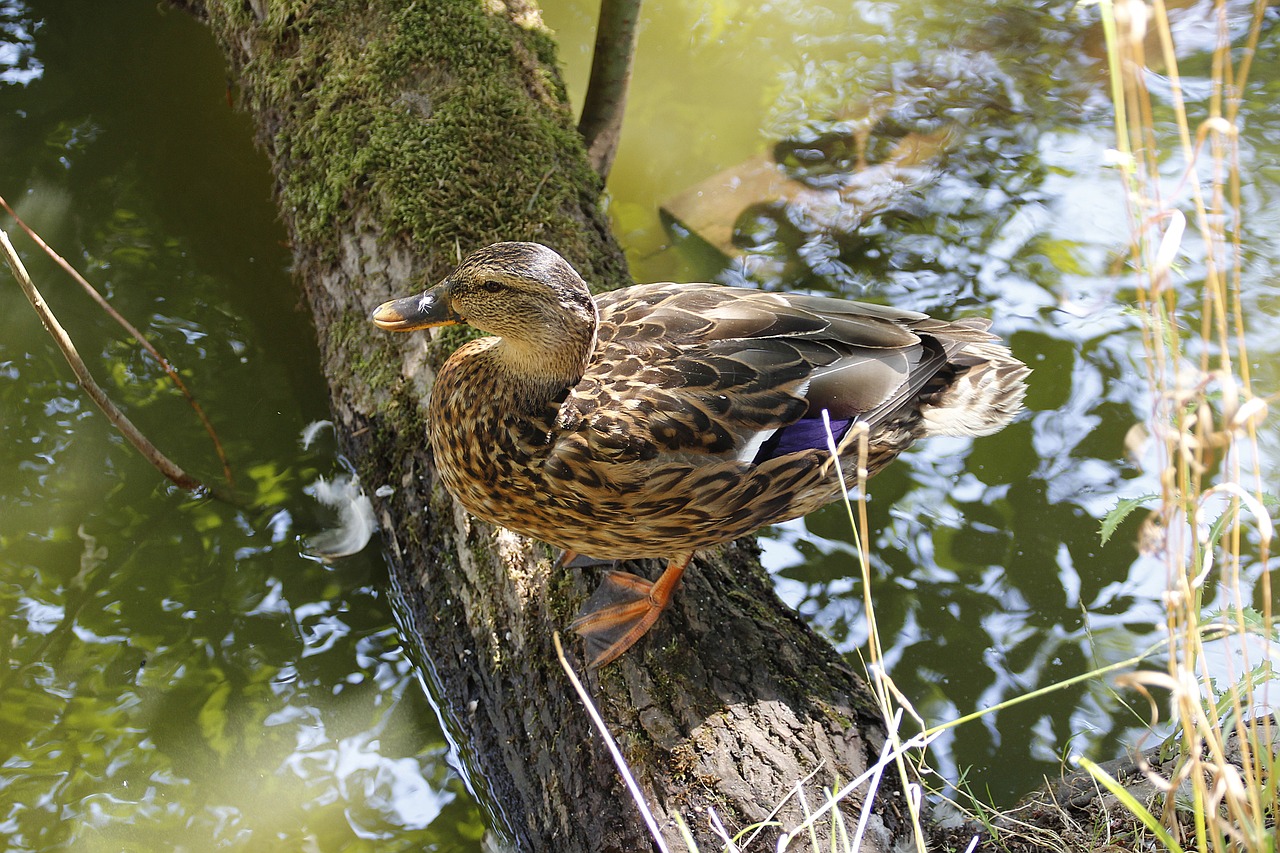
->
[1,0,1276,849]
[1,2,484,850]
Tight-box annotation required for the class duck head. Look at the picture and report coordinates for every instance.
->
[372,242,599,379]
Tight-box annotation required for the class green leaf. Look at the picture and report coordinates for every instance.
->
[1203,491,1279,554]
[1100,494,1159,545]
[1203,606,1274,632]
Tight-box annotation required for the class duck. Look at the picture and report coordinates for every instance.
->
[372,242,1029,668]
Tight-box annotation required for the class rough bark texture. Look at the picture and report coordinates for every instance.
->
[177,1,902,850]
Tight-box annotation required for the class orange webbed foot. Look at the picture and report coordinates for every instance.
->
[569,555,691,668]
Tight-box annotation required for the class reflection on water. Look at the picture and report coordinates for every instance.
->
[0,1,485,850]
[2,0,1275,847]
[545,0,1278,807]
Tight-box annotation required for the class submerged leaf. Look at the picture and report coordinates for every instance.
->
[198,676,233,759]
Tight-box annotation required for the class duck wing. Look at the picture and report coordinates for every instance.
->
[560,283,995,465]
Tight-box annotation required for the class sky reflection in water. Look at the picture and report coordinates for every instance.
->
[0,0,1276,848]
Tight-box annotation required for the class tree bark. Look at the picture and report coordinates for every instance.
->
[177,1,902,850]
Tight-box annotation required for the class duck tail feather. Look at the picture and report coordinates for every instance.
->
[920,341,1030,438]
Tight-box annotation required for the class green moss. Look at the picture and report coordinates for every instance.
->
[204,0,618,283]
[330,311,387,373]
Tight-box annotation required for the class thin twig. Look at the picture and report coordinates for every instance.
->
[0,193,235,488]
[2,226,224,499]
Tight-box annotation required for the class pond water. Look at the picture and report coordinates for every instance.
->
[0,3,483,850]
[1,0,1275,850]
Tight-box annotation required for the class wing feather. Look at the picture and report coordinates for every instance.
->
[559,283,991,462]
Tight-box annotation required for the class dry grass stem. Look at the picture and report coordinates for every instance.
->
[1097,0,1277,849]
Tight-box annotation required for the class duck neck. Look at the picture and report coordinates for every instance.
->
[492,324,595,412]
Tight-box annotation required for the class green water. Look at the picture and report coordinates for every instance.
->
[1,0,1276,849]
[0,3,484,850]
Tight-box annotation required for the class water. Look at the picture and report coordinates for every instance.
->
[1,2,483,850]
[1,0,1275,849]
[547,0,1278,805]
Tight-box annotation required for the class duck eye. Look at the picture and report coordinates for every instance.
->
[482,280,503,293]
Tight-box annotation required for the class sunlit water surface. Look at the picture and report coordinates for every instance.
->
[1,0,1276,849]
[0,2,485,850]
[550,0,1278,806]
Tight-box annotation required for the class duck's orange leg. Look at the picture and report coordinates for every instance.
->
[569,554,691,668]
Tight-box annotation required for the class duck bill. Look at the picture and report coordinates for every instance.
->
[371,286,461,332]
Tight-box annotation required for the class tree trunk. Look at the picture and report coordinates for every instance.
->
[177,2,902,850]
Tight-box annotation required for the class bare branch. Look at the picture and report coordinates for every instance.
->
[0,194,235,488]
[577,0,642,181]
[1,227,219,498]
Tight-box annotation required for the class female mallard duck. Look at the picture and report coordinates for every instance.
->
[373,242,1028,668]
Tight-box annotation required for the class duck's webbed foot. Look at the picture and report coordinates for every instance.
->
[569,554,691,668]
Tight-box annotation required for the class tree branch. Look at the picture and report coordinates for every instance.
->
[1,194,235,488]
[177,1,902,849]
[578,0,642,181]
[1,227,224,499]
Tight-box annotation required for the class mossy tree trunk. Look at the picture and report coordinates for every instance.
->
[176,1,904,849]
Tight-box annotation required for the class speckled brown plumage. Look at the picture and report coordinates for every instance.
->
[373,242,1029,666]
